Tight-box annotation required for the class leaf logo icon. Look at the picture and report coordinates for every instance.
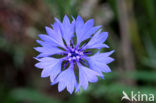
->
[121,91,131,101]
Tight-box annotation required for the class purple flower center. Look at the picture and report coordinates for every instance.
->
[67,48,84,62]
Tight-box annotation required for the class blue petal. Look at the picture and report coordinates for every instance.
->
[63,15,70,26]
[78,19,94,44]
[36,40,55,48]
[75,16,101,46]
[76,17,96,45]
[58,82,66,92]
[45,25,66,48]
[76,63,100,91]
[35,57,60,68]
[41,61,62,78]
[34,46,63,58]
[49,62,62,82]
[76,16,84,31]
[84,29,109,49]
[85,25,101,37]
[51,22,60,32]
[35,57,62,79]
[90,50,114,64]
[88,59,111,74]
[85,51,114,75]
[75,16,84,44]
[38,34,65,48]
[53,65,77,94]
[55,15,75,47]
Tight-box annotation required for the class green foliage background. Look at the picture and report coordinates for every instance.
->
[0,0,156,103]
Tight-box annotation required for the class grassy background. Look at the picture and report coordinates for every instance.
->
[0,0,156,103]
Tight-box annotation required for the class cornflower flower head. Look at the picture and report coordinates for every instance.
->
[34,15,114,94]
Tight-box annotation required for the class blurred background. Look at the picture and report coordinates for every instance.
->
[0,0,156,103]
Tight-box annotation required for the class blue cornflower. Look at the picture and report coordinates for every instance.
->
[34,15,114,94]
